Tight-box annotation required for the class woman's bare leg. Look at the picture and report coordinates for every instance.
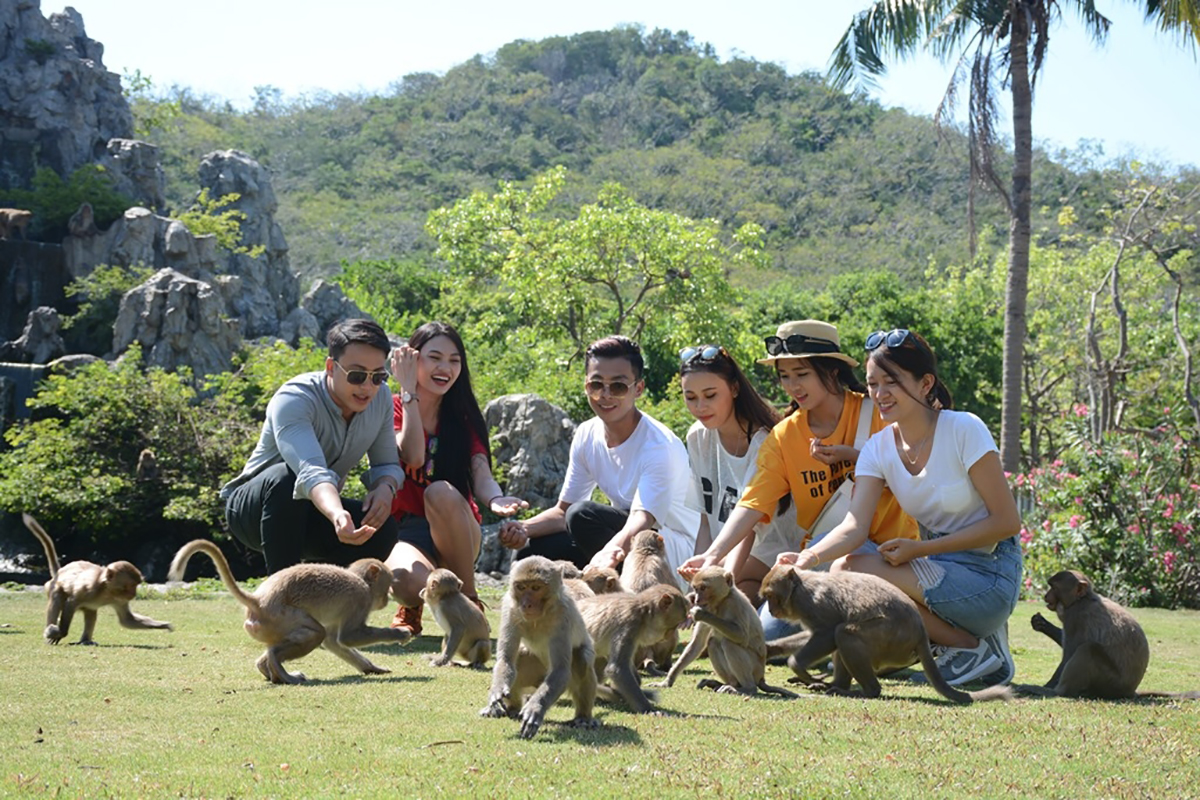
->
[423,481,483,598]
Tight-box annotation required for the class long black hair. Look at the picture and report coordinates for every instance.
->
[680,347,780,443]
[778,357,868,415]
[409,321,491,501]
[866,331,954,410]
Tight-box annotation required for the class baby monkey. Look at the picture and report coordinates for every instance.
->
[23,513,172,645]
[421,568,491,667]
[169,540,409,684]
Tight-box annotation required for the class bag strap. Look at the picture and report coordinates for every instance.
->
[853,397,873,451]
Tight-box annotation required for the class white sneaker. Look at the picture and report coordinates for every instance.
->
[935,640,1001,686]
[980,623,1014,686]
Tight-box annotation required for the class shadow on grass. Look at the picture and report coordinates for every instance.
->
[291,672,435,687]
[495,718,644,746]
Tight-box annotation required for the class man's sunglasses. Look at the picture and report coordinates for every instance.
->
[333,361,390,386]
[865,329,916,351]
[585,380,632,399]
[764,334,841,357]
[679,344,724,364]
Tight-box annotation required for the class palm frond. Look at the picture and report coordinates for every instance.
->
[828,1,960,90]
[1143,0,1200,52]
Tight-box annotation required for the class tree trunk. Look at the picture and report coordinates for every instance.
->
[1000,2,1033,472]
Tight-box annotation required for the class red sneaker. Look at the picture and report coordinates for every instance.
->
[390,602,423,636]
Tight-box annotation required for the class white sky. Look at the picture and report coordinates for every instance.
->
[59,0,1200,169]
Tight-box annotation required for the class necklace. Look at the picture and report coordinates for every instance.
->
[898,415,937,466]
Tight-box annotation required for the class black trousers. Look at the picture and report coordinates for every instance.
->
[520,500,629,569]
[225,462,397,573]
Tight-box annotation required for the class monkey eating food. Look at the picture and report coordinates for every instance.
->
[420,568,491,667]
[759,565,1012,703]
[169,539,409,684]
[23,513,172,645]
[480,556,598,738]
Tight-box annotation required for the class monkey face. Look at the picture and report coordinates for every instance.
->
[105,562,144,599]
[513,579,550,618]
[425,568,463,599]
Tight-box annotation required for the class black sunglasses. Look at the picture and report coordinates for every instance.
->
[865,329,916,351]
[679,344,723,364]
[764,334,841,357]
[585,380,632,399]
[333,361,390,386]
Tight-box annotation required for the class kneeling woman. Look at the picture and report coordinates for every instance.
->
[386,321,527,634]
[776,329,1022,687]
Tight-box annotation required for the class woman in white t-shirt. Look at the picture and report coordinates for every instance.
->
[678,344,791,604]
[775,329,1022,688]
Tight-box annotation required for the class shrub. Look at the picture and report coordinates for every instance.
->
[0,165,133,242]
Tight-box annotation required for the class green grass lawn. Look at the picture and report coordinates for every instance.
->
[2,587,1198,799]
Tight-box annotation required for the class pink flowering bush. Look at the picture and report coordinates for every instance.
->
[1014,421,1200,609]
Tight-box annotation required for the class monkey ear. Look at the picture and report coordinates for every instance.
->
[363,563,382,582]
[658,592,674,610]
[724,572,733,588]
[1075,575,1091,596]
[418,588,427,601]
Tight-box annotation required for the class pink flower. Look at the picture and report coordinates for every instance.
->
[1052,459,1065,468]
[1024,577,1033,590]
[1163,551,1177,574]
[1127,524,1141,535]
[1163,504,1175,519]
[1074,496,1084,505]
[1043,519,1054,532]
[1020,527,1033,545]
[1068,515,1083,529]
[1164,407,1171,415]
[1073,403,1089,418]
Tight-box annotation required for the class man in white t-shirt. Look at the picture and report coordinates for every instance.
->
[498,336,698,578]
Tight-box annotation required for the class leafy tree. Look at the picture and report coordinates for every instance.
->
[62,263,155,356]
[829,0,1200,471]
[176,188,266,257]
[335,258,442,337]
[121,69,182,140]
[0,165,133,241]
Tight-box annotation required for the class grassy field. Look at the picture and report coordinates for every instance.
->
[2,586,1199,799]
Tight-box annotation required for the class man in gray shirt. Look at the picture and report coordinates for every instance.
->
[222,319,403,573]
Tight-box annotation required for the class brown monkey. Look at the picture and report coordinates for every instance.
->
[582,565,623,595]
[759,565,1012,703]
[67,201,97,237]
[564,577,597,603]
[554,560,584,580]
[657,566,795,697]
[577,585,689,713]
[1025,570,1155,699]
[420,568,491,667]
[23,513,172,645]
[620,530,680,672]
[135,447,159,481]
[168,539,409,684]
[480,556,598,738]
[0,208,33,240]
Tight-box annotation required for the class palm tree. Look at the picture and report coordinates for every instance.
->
[828,0,1199,472]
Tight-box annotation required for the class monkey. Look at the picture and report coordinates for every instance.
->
[22,513,172,645]
[0,208,33,240]
[619,530,680,673]
[480,556,598,738]
[554,560,584,580]
[758,565,1012,704]
[564,577,597,603]
[419,568,491,667]
[1018,570,1197,700]
[656,566,796,698]
[577,585,690,713]
[582,565,623,595]
[66,201,97,238]
[135,447,159,481]
[168,539,409,684]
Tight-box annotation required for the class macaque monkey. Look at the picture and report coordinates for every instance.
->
[169,540,409,684]
[0,208,33,240]
[582,565,623,595]
[23,513,172,645]
[657,566,795,698]
[620,530,680,672]
[480,556,598,738]
[1022,570,1200,699]
[135,447,159,481]
[554,560,583,580]
[759,565,1012,703]
[577,585,689,713]
[420,568,491,667]
[67,201,97,237]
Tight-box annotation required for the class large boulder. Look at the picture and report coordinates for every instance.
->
[2,305,65,364]
[98,139,167,212]
[300,279,364,344]
[0,2,133,190]
[483,393,576,509]
[62,205,221,282]
[198,150,298,339]
[112,267,241,378]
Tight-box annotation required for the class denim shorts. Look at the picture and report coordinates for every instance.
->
[394,513,441,563]
[921,534,1023,637]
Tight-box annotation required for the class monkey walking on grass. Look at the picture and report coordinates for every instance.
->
[23,513,172,646]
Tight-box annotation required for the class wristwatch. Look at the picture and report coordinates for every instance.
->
[401,390,417,405]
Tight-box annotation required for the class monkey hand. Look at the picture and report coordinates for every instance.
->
[481,693,512,719]
[490,495,530,517]
[429,654,453,667]
[498,520,529,549]
[44,625,64,644]
[517,702,547,739]
[878,538,920,566]
[1030,612,1053,634]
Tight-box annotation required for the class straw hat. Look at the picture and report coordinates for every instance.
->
[756,319,859,367]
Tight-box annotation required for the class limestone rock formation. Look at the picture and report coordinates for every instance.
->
[0,305,65,364]
[98,139,167,211]
[198,150,298,338]
[483,393,576,509]
[112,267,241,378]
[0,2,133,189]
[301,279,364,344]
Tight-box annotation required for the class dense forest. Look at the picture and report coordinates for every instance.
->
[4,27,1199,606]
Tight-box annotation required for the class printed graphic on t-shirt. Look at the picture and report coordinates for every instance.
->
[800,459,854,501]
[700,477,749,524]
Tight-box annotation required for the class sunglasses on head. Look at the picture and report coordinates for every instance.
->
[333,361,390,386]
[864,329,916,352]
[585,380,632,399]
[679,344,724,364]
[764,334,841,357]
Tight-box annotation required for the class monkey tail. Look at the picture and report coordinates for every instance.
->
[22,513,60,577]
[1136,690,1200,699]
[916,638,974,705]
[168,540,260,612]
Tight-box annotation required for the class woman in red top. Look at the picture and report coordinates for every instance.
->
[386,321,527,634]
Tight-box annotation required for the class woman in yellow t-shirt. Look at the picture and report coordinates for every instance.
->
[679,320,916,623]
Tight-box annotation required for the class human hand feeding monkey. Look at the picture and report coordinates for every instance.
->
[498,520,529,549]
